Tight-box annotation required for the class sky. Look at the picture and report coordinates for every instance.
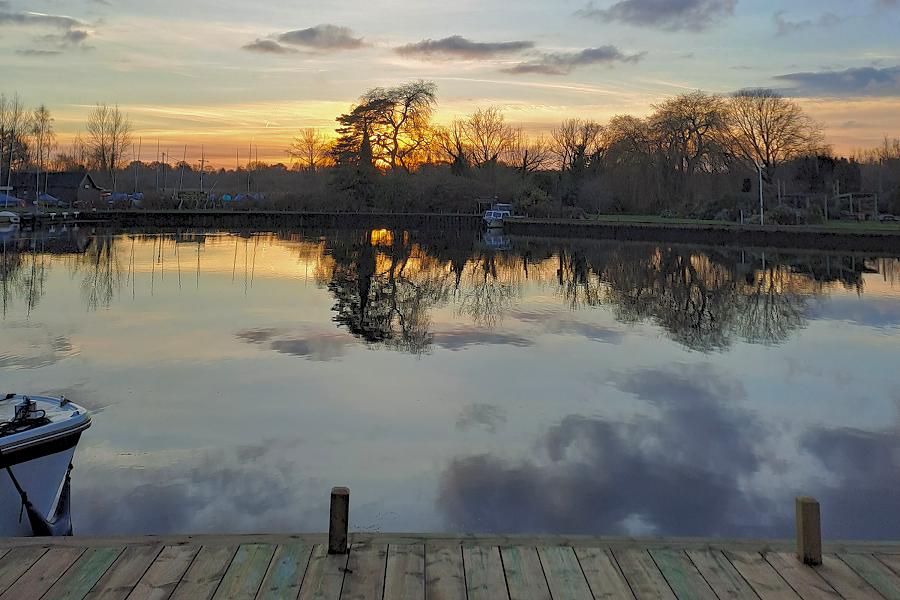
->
[2,0,900,165]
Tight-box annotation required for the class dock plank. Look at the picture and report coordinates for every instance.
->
[463,545,509,600]
[725,550,800,600]
[614,549,676,600]
[879,554,900,577]
[574,547,635,600]
[815,555,883,600]
[45,546,124,600]
[338,543,387,600]
[383,544,425,600]
[170,546,237,600]
[0,546,85,600]
[85,545,163,600]
[685,549,758,600]
[0,546,48,594]
[765,552,840,599]
[211,543,276,600]
[839,553,900,600]
[500,546,550,600]
[296,544,348,600]
[424,545,465,600]
[649,549,717,600]
[125,545,199,600]
[256,543,311,600]
[538,546,593,600]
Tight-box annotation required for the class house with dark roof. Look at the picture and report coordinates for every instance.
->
[8,172,104,206]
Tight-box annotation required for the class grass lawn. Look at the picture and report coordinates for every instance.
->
[585,214,900,232]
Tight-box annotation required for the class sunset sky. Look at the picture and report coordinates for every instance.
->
[2,0,899,165]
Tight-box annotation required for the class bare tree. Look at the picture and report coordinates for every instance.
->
[0,93,32,188]
[363,80,437,171]
[552,118,604,172]
[463,107,515,168]
[86,103,133,190]
[31,105,56,192]
[434,121,471,174]
[288,128,330,171]
[505,128,552,173]
[726,89,824,176]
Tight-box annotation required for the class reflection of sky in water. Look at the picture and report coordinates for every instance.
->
[1,229,899,539]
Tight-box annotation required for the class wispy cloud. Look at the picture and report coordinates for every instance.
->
[396,35,535,60]
[242,39,297,55]
[774,65,900,97]
[773,10,840,37]
[576,0,736,31]
[503,46,645,76]
[276,24,364,51]
[0,6,94,48]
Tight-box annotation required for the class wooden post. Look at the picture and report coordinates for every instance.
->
[796,497,822,566]
[328,487,350,554]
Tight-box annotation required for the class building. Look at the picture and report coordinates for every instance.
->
[7,172,104,206]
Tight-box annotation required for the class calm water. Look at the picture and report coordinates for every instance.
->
[2,226,899,539]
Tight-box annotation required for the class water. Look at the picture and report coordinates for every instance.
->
[2,226,899,539]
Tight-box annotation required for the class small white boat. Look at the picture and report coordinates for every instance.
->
[0,211,20,225]
[483,209,511,229]
[1,394,92,536]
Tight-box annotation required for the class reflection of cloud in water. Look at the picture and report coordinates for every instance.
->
[457,403,507,433]
[432,328,533,351]
[0,324,78,369]
[512,310,624,344]
[73,439,327,535]
[808,296,900,328]
[800,424,900,540]
[438,365,787,537]
[236,327,356,361]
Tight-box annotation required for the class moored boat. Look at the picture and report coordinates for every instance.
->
[1,394,91,536]
[0,211,20,225]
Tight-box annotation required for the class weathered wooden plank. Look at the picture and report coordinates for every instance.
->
[210,544,275,600]
[765,552,840,599]
[815,555,883,600]
[725,550,800,600]
[463,545,509,600]
[170,546,237,600]
[840,553,900,600]
[296,544,348,600]
[499,546,550,600]
[84,545,164,600]
[613,549,676,600]
[880,554,900,577]
[685,549,758,600]
[537,546,593,600]
[424,545,465,600]
[649,549,717,600]
[0,546,48,594]
[574,547,635,600]
[0,546,85,600]
[256,543,311,600]
[340,543,388,600]
[383,544,424,600]
[44,546,124,600]
[125,545,200,600]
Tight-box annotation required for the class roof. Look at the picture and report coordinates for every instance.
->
[7,172,101,190]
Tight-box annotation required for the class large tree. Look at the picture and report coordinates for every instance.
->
[31,105,56,191]
[362,80,437,170]
[552,118,604,173]
[86,103,133,189]
[288,127,330,172]
[463,107,515,168]
[0,93,31,187]
[726,89,823,177]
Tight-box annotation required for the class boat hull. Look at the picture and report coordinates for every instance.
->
[1,442,78,536]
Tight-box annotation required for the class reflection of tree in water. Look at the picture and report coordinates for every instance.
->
[73,234,122,311]
[456,252,520,328]
[0,234,50,316]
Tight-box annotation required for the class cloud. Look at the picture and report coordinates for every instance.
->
[576,0,736,31]
[0,7,93,48]
[774,65,900,97]
[773,10,840,37]
[0,329,78,369]
[241,39,297,55]
[276,24,364,51]
[236,327,356,361]
[431,328,534,350]
[15,48,62,56]
[396,35,535,60]
[456,403,507,433]
[503,46,645,75]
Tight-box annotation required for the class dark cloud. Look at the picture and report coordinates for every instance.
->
[396,35,535,60]
[774,65,900,97]
[236,327,355,361]
[0,6,93,48]
[773,10,840,37]
[576,0,736,31]
[276,24,364,51]
[438,365,788,536]
[503,46,645,76]
[432,328,534,350]
[456,403,507,433]
[241,39,297,55]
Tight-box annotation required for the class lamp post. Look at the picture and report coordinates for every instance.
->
[756,161,765,226]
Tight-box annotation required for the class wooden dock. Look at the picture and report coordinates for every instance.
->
[1,534,899,599]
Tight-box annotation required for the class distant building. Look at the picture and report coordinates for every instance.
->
[8,172,104,206]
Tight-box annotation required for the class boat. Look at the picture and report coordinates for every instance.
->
[483,204,513,229]
[1,394,92,536]
[0,211,20,225]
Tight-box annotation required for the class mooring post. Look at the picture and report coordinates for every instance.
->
[796,496,822,566]
[329,486,350,555]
